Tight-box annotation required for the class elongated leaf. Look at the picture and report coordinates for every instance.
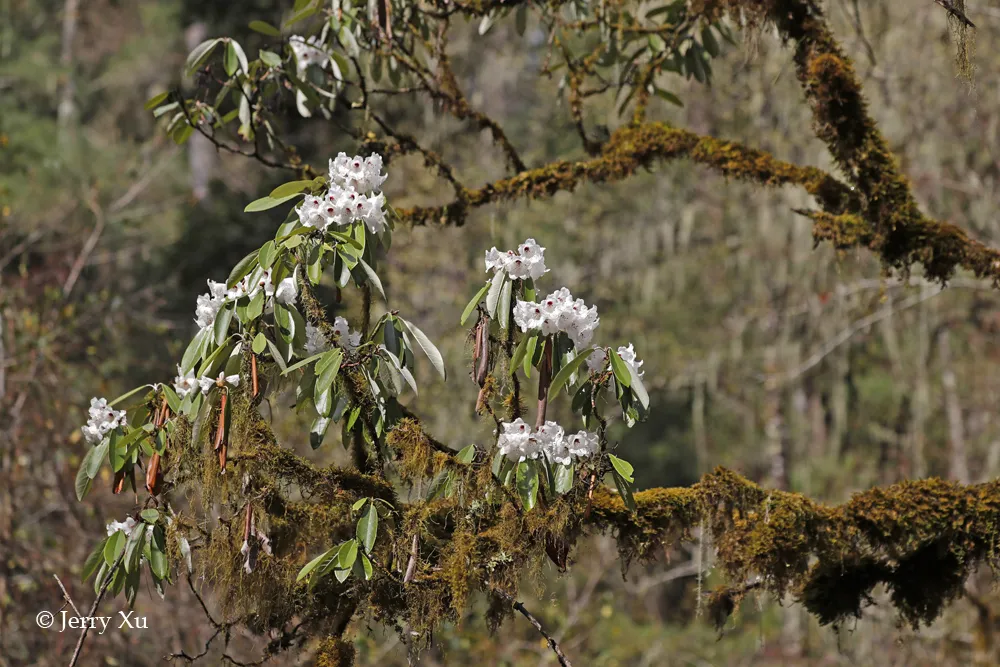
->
[360,552,373,580]
[461,282,491,326]
[357,258,386,301]
[249,20,281,37]
[143,91,170,110]
[265,337,288,371]
[281,351,327,375]
[259,49,282,67]
[244,193,302,213]
[356,503,378,552]
[214,302,234,345]
[456,444,476,464]
[252,332,267,354]
[608,454,634,483]
[510,333,531,376]
[75,458,93,501]
[399,318,446,380]
[336,539,358,583]
[224,40,239,76]
[229,39,249,75]
[548,347,592,400]
[297,547,334,582]
[523,335,537,377]
[485,271,505,317]
[497,278,512,330]
[554,462,575,495]
[109,384,152,407]
[86,439,109,478]
[516,461,539,511]
[105,530,127,566]
[181,328,210,373]
[314,349,343,402]
[185,38,221,76]
[274,303,295,343]
[82,538,109,582]
[310,415,331,449]
[611,467,636,513]
[327,230,363,249]
[258,240,277,269]
[270,180,314,199]
[609,349,632,388]
[628,364,649,410]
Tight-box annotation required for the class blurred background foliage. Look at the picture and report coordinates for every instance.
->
[3,0,1000,665]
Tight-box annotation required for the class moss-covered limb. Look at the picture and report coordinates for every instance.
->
[398,121,856,226]
[584,467,1000,628]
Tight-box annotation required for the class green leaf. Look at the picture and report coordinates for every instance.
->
[360,552,373,580]
[258,240,277,269]
[456,444,477,464]
[227,250,258,288]
[259,49,282,67]
[185,38,221,76]
[336,539,358,583]
[515,461,539,511]
[314,349,343,400]
[148,526,169,579]
[181,328,211,373]
[265,337,288,371]
[109,384,152,407]
[92,562,107,595]
[554,462,575,495]
[399,318,446,381]
[510,333,531,376]
[75,459,93,501]
[143,91,170,110]
[274,303,295,343]
[270,180,314,199]
[357,503,378,552]
[608,454,634,483]
[611,466,636,513]
[297,547,334,582]
[523,335,537,377]
[461,282,491,326]
[246,290,265,321]
[357,258,386,301]
[310,414,331,449]
[702,26,721,57]
[105,530,127,566]
[485,271,505,318]
[497,278,512,330]
[244,193,302,212]
[282,351,327,375]
[140,509,160,523]
[86,439,109,478]
[628,364,649,410]
[654,87,684,107]
[479,12,494,35]
[125,522,147,573]
[548,346,593,400]
[224,40,239,76]
[230,40,249,75]
[82,538,109,583]
[515,5,528,35]
[249,20,281,37]
[214,302,234,345]
[252,332,267,354]
[352,498,368,512]
[327,230,363,249]
[609,349,632,388]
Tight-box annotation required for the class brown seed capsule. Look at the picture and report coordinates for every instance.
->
[475,317,490,388]
[243,502,253,543]
[145,452,162,496]
[251,354,259,398]
[214,391,228,452]
[112,469,126,495]
[218,442,227,473]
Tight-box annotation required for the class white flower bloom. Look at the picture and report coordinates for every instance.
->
[83,397,127,444]
[361,191,387,234]
[330,316,362,352]
[305,323,329,356]
[194,280,228,330]
[289,34,329,75]
[484,238,547,280]
[274,276,298,305]
[498,418,533,462]
[586,349,608,374]
[106,517,137,536]
[536,421,570,464]
[617,343,644,379]
[329,152,387,194]
[199,372,240,395]
[565,430,600,458]
[173,366,199,399]
[513,288,598,350]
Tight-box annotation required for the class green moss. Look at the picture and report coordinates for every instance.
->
[315,637,355,667]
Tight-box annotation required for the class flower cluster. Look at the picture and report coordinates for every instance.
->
[82,397,127,445]
[106,517,137,536]
[194,271,297,331]
[305,316,362,356]
[485,238,547,281]
[296,153,388,234]
[513,287,600,349]
[587,343,644,376]
[289,35,329,75]
[497,418,600,464]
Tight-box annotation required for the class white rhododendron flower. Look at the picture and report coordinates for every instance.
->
[617,343,644,379]
[106,517,137,536]
[296,153,388,233]
[485,238,547,280]
[82,397,127,444]
[331,316,363,352]
[565,430,600,458]
[513,287,599,349]
[498,419,599,464]
[274,275,298,305]
[289,34,329,75]
[198,372,240,395]
[173,366,199,399]
[194,280,228,330]
[586,349,608,374]
[304,322,329,356]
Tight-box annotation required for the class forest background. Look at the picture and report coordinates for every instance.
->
[4,0,1000,665]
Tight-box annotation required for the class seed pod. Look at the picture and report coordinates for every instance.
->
[214,391,228,452]
[145,452,162,496]
[112,469,126,495]
[475,317,490,387]
[251,354,259,398]
[218,442,228,473]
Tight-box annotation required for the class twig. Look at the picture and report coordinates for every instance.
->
[53,574,81,617]
[63,193,106,298]
[403,534,418,584]
[494,590,573,667]
[68,553,123,667]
